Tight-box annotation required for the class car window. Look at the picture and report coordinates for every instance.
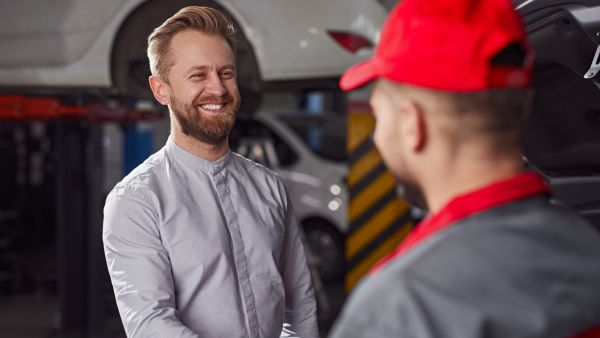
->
[524,64,600,176]
[229,119,298,168]
[276,114,347,163]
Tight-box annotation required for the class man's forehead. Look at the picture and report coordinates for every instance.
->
[168,31,234,69]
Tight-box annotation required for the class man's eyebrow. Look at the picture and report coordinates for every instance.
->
[185,65,210,75]
[218,64,236,72]
[184,64,235,75]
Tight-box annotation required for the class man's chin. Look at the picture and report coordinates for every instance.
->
[186,130,229,146]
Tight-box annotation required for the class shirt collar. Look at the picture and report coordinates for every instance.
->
[372,171,550,273]
[165,136,231,176]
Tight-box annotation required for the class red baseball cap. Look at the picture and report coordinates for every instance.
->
[340,0,534,92]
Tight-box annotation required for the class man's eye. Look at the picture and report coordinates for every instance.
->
[220,71,235,79]
[191,73,206,79]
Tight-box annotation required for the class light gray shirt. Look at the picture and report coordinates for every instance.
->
[103,138,318,338]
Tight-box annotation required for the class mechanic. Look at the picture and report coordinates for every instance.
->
[329,0,600,337]
[102,6,318,338]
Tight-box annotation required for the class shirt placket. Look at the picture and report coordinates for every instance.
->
[212,164,259,337]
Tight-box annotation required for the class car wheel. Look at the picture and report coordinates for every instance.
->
[303,221,344,282]
[111,0,262,113]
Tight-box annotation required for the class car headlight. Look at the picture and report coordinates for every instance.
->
[328,197,342,211]
[330,184,342,196]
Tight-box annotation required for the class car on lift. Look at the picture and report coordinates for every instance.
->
[229,111,347,281]
[516,0,600,229]
[0,0,385,113]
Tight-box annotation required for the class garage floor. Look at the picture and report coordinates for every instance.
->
[0,295,57,338]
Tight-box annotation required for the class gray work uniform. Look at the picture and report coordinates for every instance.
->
[330,196,600,338]
[103,138,318,338]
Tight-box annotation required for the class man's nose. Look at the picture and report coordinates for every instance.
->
[205,73,227,96]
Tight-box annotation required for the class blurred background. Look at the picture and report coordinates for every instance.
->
[1,0,599,337]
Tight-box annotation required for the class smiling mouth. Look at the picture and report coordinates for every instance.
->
[199,103,227,111]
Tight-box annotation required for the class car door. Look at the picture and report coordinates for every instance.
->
[517,0,600,229]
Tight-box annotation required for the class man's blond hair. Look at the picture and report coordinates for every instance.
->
[147,6,237,80]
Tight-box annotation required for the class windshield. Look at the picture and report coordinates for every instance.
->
[276,114,347,163]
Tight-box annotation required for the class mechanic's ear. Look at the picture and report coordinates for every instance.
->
[149,75,170,105]
[400,100,426,153]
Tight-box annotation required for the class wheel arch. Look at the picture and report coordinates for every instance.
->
[300,215,344,238]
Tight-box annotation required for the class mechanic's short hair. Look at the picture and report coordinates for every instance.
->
[399,44,532,151]
[445,89,531,134]
[147,6,237,80]
[444,44,532,145]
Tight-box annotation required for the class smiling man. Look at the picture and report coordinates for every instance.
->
[102,6,318,338]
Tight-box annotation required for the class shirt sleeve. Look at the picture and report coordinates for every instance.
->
[103,186,200,338]
[279,189,320,338]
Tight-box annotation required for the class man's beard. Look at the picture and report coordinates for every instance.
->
[171,93,239,145]
[396,176,428,213]
[388,153,429,212]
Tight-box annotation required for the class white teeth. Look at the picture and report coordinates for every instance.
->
[200,104,224,111]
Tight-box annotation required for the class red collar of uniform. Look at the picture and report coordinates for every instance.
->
[371,171,550,273]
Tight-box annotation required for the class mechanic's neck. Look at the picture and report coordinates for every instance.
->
[171,127,229,162]
[423,152,524,214]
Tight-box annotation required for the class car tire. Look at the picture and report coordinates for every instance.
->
[302,220,345,283]
[111,0,262,114]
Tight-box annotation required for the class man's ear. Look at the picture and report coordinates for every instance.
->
[149,75,170,105]
[400,100,427,153]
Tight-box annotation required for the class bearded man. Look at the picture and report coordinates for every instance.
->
[102,6,318,338]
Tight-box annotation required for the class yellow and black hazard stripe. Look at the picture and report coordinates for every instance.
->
[345,111,413,291]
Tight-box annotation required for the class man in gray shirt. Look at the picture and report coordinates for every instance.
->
[329,0,600,337]
[102,6,318,338]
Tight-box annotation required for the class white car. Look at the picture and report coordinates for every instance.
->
[0,0,386,110]
[230,111,347,281]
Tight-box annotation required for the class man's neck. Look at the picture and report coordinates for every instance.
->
[423,153,524,214]
[171,129,229,162]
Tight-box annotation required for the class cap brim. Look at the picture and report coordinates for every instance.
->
[339,59,378,91]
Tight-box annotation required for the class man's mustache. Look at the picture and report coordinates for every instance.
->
[194,94,234,105]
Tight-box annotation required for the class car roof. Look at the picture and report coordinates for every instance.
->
[514,0,600,14]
